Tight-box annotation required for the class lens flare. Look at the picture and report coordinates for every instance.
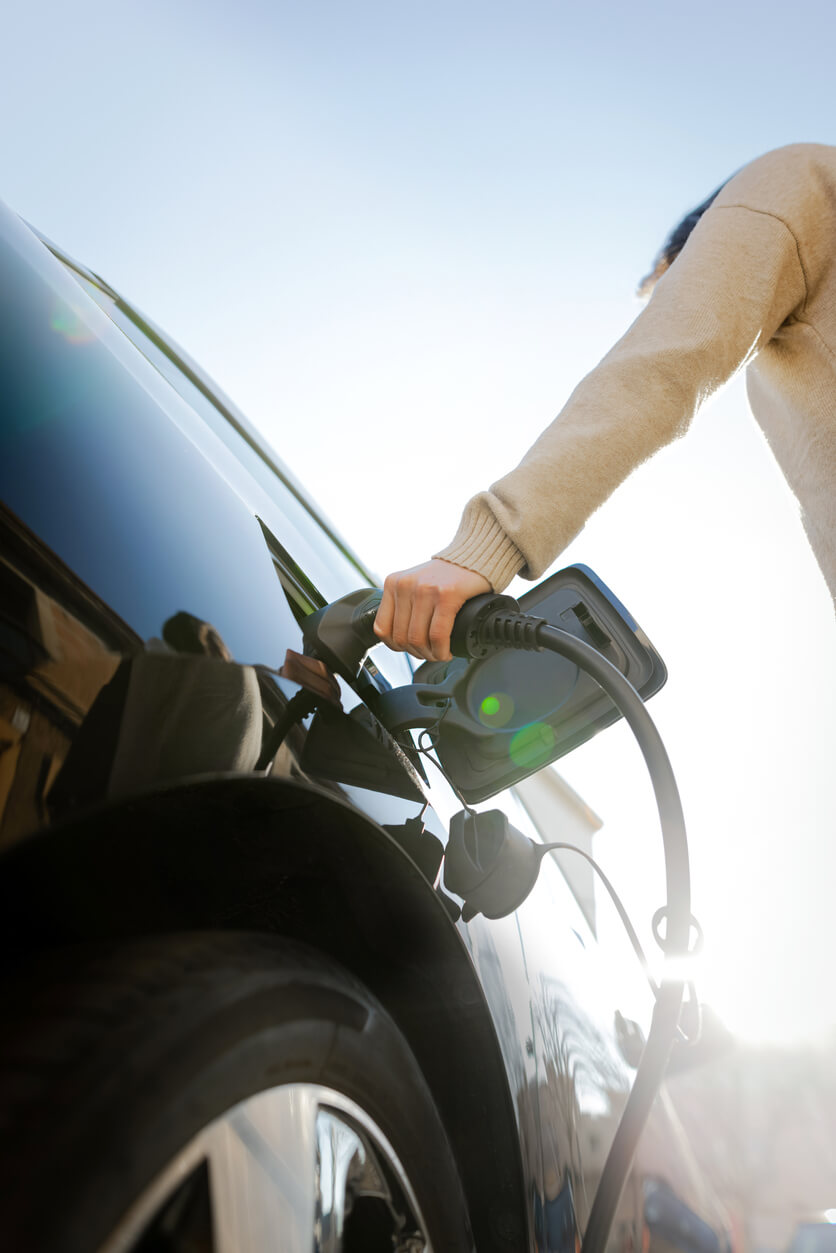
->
[479,691,515,728]
[50,299,95,345]
[509,722,556,769]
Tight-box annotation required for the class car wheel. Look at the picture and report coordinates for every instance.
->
[0,932,474,1253]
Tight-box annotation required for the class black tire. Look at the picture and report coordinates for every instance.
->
[0,932,474,1253]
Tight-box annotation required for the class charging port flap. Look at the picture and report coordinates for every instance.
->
[419,564,666,803]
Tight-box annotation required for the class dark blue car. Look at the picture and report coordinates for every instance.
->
[0,200,726,1253]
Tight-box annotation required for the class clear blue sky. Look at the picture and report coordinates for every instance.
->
[3,0,835,1043]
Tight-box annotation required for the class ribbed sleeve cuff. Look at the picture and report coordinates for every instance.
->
[433,506,526,592]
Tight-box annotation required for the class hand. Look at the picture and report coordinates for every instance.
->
[374,559,492,662]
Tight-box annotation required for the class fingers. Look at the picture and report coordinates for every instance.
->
[374,581,396,645]
[426,595,460,661]
[375,569,432,660]
[393,572,421,656]
[374,559,492,661]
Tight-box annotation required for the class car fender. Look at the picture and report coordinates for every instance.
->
[0,771,528,1253]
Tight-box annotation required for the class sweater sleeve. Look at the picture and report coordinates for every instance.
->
[435,201,807,590]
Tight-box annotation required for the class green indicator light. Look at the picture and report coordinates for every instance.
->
[478,691,515,728]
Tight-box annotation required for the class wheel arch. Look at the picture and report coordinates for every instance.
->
[0,775,528,1253]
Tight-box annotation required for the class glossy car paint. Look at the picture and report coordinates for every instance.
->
[0,201,723,1253]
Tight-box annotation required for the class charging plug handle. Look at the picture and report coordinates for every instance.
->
[449,592,543,658]
[302,588,382,681]
[303,586,536,680]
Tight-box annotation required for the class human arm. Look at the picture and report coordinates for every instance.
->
[435,201,806,588]
[378,147,819,659]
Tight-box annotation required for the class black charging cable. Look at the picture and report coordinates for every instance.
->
[447,593,692,1253]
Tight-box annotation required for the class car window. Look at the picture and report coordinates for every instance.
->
[58,265,370,589]
[0,222,297,665]
[55,253,415,694]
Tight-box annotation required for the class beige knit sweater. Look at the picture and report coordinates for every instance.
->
[435,143,836,603]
